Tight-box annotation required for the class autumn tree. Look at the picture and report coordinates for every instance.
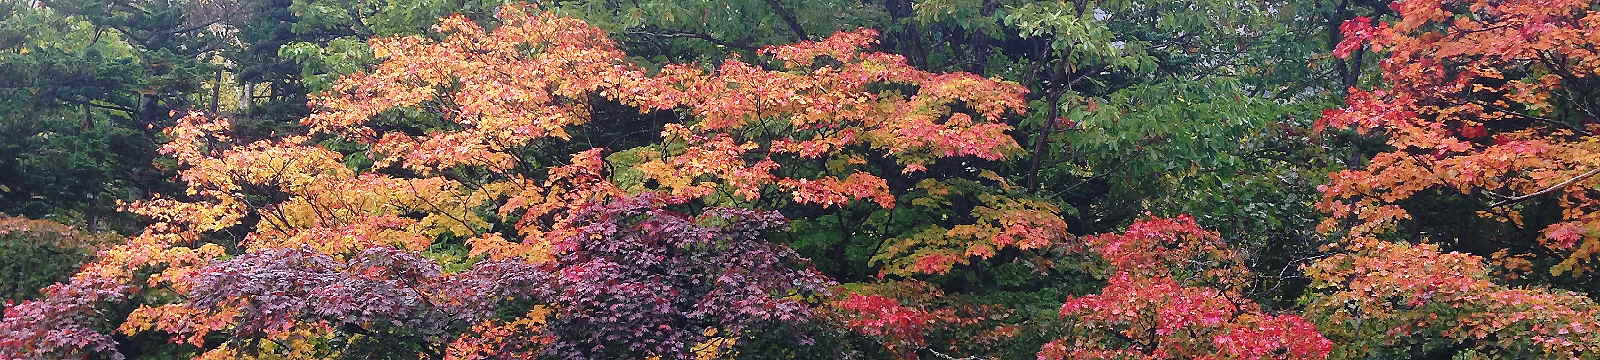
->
[529,195,832,359]
[1305,241,1600,358]
[0,216,116,302]
[0,3,1060,359]
[1312,0,1600,357]
[626,28,1066,279]
[1319,0,1600,276]
[1039,216,1332,360]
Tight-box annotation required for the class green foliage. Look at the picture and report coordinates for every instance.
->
[991,1,1358,307]
[1007,2,1155,73]
[0,1,174,227]
[0,0,1452,358]
[274,0,522,94]
[550,0,875,62]
[0,216,114,302]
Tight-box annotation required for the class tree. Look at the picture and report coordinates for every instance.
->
[629,28,1064,277]
[1039,216,1332,360]
[0,1,174,228]
[1316,0,1600,276]
[0,216,115,302]
[0,4,1055,358]
[38,0,242,125]
[1000,1,1356,305]
[550,0,869,56]
[1311,0,1600,357]
[1305,241,1600,358]
[528,194,832,359]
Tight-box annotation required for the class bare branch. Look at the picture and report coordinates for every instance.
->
[1490,167,1600,208]
[763,0,808,42]
[927,349,984,360]
[1473,100,1595,136]
[624,28,755,51]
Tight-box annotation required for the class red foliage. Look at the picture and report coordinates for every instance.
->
[1041,217,1331,360]
[832,294,950,358]
[0,3,1048,358]
[1211,315,1330,360]
[0,276,129,359]
[1079,215,1249,288]
[1311,1,1600,355]
[1316,0,1600,275]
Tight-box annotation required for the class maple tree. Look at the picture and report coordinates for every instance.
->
[0,4,1059,358]
[630,27,1067,278]
[1305,241,1600,358]
[1039,216,1332,360]
[23,0,1595,359]
[1309,0,1600,358]
[1317,0,1600,275]
[531,194,833,359]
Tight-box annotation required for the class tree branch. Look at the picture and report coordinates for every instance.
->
[64,98,136,114]
[169,10,244,36]
[764,0,808,42]
[1473,100,1595,136]
[624,28,755,51]
[927,349,983,360]
[1490,167,1600,208]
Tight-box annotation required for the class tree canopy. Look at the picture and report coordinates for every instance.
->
[3,0,1599,359]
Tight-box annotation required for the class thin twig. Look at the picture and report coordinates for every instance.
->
[1474,100,1595,136]
[623,28,755,51]
[1490,167,1600,207]
[763,0,808,41]
[927,349,983,360]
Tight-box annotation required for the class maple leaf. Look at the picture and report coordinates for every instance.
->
[1040,217,1331,360]
[1316,0,1600,275]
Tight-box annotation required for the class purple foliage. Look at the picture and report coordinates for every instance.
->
[2,193,830,360]
[186,246,550,346]
[0,275,130,360]
[539,194,833,359]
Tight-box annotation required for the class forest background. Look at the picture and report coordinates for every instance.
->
[2,0,1600,359]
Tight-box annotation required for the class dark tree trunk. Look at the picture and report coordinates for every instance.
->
[137,93,161,128]
[209,68,222,114]
[1026,85,1065,191]
[882,0,928,67]
[764,0,808,41]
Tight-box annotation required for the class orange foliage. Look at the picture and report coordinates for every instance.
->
[1311,2,1600,356]
[1041,217,1331,360]
[1316,0,1600,275]
[1,3,1054,358]
[638,29,1028,210]
[1305,241,1600,357]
